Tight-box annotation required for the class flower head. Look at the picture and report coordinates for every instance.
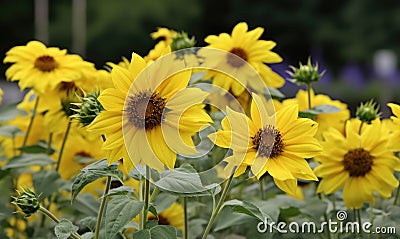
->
[71,91,104,126]
[287,58,325,85]
[88,53,212,171]
[314,120,400,209]
[3,41,95,94]
[201,22,285,96]
[209,94,322,196]
[356,100,381,123]
[12,188,40,217]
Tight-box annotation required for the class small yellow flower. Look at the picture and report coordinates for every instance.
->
[3,41,96,94]
[282,89,350,139]
[314,119,400,209]
[88,53,212,171]
[201,22,285,96]
[209,93,321,196]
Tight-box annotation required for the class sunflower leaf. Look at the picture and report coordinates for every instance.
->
[0,102,27,122]
[54,219,79,239]
[156,164,206,196]
[18,141,56,154]
[105,195,144,239]
[71,159,123,201]
[223,199,274,222]
[2,153,54,170]
[132,225,177,239]
[0,125,23,137]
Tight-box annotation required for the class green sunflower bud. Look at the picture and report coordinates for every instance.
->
[356,100,381,123]
[71,91,104,126]
[287,58,325,85]
[170,32,196,51]
[12,188,40,217]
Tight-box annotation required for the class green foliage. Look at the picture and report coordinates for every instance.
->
[71,159,123,201]
[54,219,79,239]
[105,195,144,239]
[133,225,178,239]
[2,153,54,170]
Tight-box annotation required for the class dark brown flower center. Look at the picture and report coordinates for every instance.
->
[343,148,373,177]
[251,125,284,158]
[227,47,248,68]
[58,82,82,96]
[34,55,58,72]
[126,91,166,130]
[148,214,170,226]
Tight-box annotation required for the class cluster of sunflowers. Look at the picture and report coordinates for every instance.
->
[0,22,399,239]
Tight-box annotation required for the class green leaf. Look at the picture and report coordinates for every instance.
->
[2,153,54,170]
[299,198,327,220]
[105,195,144,239]
[81,232,94,239]
[78,216,97,232]
[0,125,23,137]
[156,164,206,195]
[54,219,79,239]
[214,207,253,232]
[129,165,160,181]
[152,192,178,212]
[33,170,65,199]
[0,102,27,122]
[223,199,273,222]
[267,87,285,99]
[299,104,341,119]
[18,141,55,154]
[133,225,177,239]
[101,185,135,199]
[71,159,123,201]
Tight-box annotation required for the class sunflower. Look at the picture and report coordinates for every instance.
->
[3,41,96,94]
[88,52,212,171]
[148,202,184,230]
[0,87,3,105]
[314,119,400,209]
[150,27,177,45]
[282,89,350,139]
[209,93,321,196]
[200,22,284,96]
[144,42,172,63]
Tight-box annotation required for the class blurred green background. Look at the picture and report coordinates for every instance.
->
[1,0,400,115]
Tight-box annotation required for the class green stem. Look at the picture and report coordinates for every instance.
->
[39,206,82,239]
[140,166,151,230]
[259,180,265,200]
[201,171,235,239]
[307,83,312,110]
[46,133,53,155]
[94,176,112,239]
[21,96,40,151]
[55,120,72,172]
[356,209,363,238]
[149,186,159,203]
[11,132,17,157]
[358,121,364,135]
[318,193,331,239]
[183,197,188,239]
[394,184,400,205]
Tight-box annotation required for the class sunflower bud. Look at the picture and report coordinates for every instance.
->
[170,32,196,51]
[71,91,104,126]
[356,100,381,123]
[287,58,325,85]
[12,188,40,217]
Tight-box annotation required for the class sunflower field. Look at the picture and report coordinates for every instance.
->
[0,22,399,239]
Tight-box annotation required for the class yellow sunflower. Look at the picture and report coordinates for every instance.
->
[144,42,172,63]
[387,103,400,155]
[3,40,96,94]
[148,202,184,230]
[88,52,212,171]
[282,89,350,139]
[201,22,284,96]
[150,27,177,45]
[314,119,400,209]
[0,87,3,105]
[209,93,321,196]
